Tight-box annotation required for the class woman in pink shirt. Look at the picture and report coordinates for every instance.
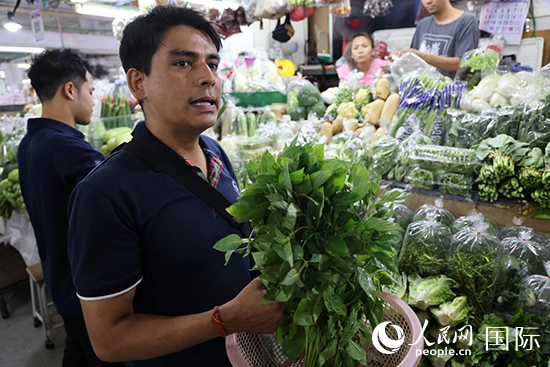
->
[337,32,388,87]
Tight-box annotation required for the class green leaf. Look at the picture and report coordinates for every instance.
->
[284,240,293,265]
[324,236,350,257]
[318,339,337,366]
[350,163,370,200]
[323,286,348,317]
[332,191,359,207]
[282,203,298,232]
[346,340,367,365]
[259,150,278,174]
[294,298,315,326]
[266,193,289,211]
[357,266,376,302]
[281,268,300,286]
[311,168,333,190]
[274,287,293,302]
[282,327,306,360]
[290,168,305,183]
[282,164,292,192]
[213,234,243,252]
[364,217,399,232]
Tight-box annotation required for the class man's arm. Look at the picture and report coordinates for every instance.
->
[81,278,283,362]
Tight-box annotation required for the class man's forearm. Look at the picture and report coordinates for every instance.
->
[85,305,236,362]
[422,53,461,73]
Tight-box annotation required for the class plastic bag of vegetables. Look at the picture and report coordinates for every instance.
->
[413,198,455,227]
[382,202,414,231]
[448,223,502,313]
[502,230,550,278]
[452,209,497,235]
[398,214,452,276]
[519,275,550,317]
[370,135,399,177]
[454,49,499,91]
[517,94,550,148]
[498,216,544,243]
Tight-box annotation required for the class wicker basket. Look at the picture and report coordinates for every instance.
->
[226,291,424,367]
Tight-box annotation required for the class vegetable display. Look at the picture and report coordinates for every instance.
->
[407,274,458,311]
[100,127,133,156]
[0,168,24,218]
[214,141,404,367]
[412,200,455,227]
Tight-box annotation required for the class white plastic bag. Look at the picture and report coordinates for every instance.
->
[4,210,40,267]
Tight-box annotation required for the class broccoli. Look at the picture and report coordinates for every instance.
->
[289,105,307,121]
[297,85,321,107]
[306,101,326,119]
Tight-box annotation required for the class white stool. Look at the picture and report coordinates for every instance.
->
[27,263,64,349]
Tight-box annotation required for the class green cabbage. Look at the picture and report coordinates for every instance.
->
[430,296,472,327]
[407,274,459,311]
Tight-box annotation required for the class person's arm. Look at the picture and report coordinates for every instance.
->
[81,278,283,362]
[68,182,283,363]
[52,137,105,185]
[414,50,461,72]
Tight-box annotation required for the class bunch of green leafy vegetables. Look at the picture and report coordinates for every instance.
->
[470,311,550,367]
[413,200,455,227]
[215,140,406,367]
[439,172,473,196]
[398,218,452,277]
[517,94,550,148]
[411,145,477,175]
[408,168,435,191]
[448,225,502,318]
[370,135,400,178]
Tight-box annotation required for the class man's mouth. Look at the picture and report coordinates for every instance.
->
[190,96,216,106]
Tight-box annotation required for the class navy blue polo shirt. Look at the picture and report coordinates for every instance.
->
[67,121,251,367]
[17,118,104,317]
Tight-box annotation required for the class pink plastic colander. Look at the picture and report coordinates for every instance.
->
[226,290,424,367]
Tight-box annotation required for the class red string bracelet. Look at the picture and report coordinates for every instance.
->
[210,306,229,337]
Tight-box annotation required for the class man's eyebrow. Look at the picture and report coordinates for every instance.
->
[168,49,221,61]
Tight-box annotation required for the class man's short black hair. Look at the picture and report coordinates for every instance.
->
[119,6,222,75]
[27,48,91,102]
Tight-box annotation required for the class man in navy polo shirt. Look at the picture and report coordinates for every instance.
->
[67,6,284,367]
[18,49,123,367]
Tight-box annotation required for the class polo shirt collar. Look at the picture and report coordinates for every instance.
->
[131,121,211,162]
[27,118,84,139]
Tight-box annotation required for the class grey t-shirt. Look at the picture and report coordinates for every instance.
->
[411,12,480,78]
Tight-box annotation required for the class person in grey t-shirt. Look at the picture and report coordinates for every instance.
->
[404,0,480,78]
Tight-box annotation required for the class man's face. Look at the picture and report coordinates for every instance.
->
[142,25,221,134]
[73,71,95,126]
[421,0,445,14]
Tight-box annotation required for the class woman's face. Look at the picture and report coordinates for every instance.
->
[351,36,373,64]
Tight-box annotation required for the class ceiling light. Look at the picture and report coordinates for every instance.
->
[17,63,31,69]
[0,46,45,53]
[4,12,22,32]
[70,0,89,3]
[0,71,5,79]
[75,4,140,19]
[22,79,31,84]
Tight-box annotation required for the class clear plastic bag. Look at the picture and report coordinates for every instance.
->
[409,145,477,176]
[448,222,502,313]
[437,172,473,197]
[5,210,40,267]
[413,198,455,227]
[498,216,545,243]
[398,214,452,277]
[390,52,432,86]
[452,209,497,236]
[454,49,500,90]
[370,135,399,177]
[382,202,414,231]
[502,231,550,287]
[519,275,550,316]
[330,0,350,17]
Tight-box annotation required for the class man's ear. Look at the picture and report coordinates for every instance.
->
[127,69,147,102]
[61,82,78,101]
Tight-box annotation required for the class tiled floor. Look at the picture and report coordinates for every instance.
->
[0,282,65,367]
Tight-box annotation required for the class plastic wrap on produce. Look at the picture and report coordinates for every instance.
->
[413,198,455,227]
[382,202,414,231]
[390,52,432,86]
[502,231,550,279]
[448,222,503,313]
[498,216,545,243]
[370,135,399,177]
[452,209,497,235]
[519,275,550,317]
[228,49,286,94]
[409,145,477,175]
[455,49,499,90]
[398,214,452,277]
